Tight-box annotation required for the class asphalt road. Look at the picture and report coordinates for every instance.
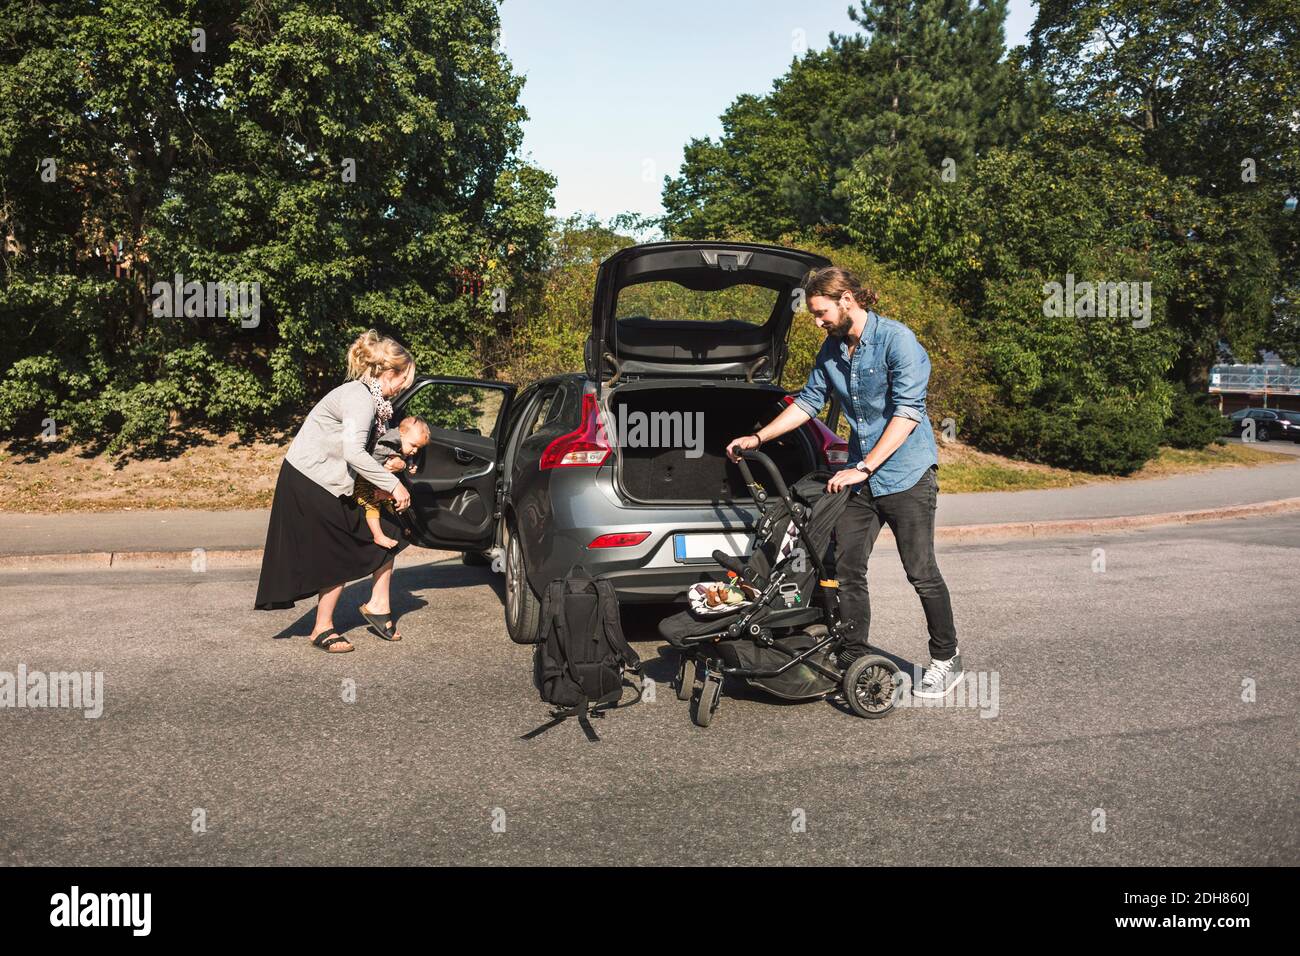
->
[1,515,1297,866]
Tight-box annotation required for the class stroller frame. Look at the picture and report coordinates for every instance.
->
[673,450,902,727]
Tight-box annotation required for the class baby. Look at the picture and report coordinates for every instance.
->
[355,415,431,549]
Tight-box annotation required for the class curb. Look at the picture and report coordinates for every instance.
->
[2,497,1299,571]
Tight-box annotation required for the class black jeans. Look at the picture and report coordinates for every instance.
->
[834,465,957,661]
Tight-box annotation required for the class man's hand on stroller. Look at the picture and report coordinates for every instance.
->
[726,434,761,462]
[827,467,869,493]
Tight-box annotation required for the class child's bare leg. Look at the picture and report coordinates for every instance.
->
[365,504,399,549]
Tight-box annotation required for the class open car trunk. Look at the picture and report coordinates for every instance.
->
[609,384,819,503]
[586,241,831,383]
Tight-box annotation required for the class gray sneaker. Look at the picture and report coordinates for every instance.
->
[912,651,962,698]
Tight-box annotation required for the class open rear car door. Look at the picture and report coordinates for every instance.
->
[390,376,515,552]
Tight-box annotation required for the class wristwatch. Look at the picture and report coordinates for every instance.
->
[855,460,875,477]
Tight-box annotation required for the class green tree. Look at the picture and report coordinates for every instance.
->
[1026,0,1300,383]
[662,46,859,240]
[0,0,554,453]
[830,0,1025,200]
[842,114,1194,472]
[663,0,1039,241]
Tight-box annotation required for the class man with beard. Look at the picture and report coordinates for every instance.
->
[725,266,961,698]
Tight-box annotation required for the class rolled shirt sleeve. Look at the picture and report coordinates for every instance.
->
[886,327,930,423]
[340,389,401,492]
[792,341,830,419]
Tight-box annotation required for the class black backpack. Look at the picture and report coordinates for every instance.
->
[525,565,642,741]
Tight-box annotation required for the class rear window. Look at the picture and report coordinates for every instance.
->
[615,281,782,325]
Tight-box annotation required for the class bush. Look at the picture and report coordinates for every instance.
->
[972,398,1164,475]
[1163,387,1229,449]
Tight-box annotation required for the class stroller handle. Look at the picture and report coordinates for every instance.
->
[737,449,791,501]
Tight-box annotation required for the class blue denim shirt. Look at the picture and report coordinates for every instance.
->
[792,310,939,497]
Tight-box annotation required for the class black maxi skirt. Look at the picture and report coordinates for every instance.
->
[254,459,409,610]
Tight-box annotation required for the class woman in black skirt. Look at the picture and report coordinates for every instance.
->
[255,330,416,652]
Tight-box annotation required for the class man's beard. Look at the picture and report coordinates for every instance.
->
[823,307,853,337]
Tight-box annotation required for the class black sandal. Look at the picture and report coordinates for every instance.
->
[311,629,354,653]
[359,604,401,642]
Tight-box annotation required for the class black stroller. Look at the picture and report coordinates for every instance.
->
[658,450,904,727]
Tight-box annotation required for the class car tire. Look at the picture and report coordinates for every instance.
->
[1257,426,1271,442]
[504,520,543,645]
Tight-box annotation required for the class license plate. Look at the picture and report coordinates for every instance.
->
[672,532,753,564]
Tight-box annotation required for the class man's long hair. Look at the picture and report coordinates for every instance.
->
[802,266,879,310]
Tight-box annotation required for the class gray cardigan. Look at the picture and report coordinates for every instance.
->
[284,380,400,497]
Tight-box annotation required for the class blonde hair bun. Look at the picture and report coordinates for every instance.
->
[346,329,414,385]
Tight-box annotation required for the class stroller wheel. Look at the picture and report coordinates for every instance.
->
[693,674,722,728]
[843,655,902,719]
[675,653,696,701]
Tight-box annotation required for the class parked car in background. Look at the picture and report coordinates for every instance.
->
[1227,407,1300,442]
[382,241,853,643]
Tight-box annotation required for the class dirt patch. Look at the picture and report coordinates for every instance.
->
[0,433,290,513]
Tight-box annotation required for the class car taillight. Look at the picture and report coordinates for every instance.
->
[783,395,849,468]
[588,531,650,549]
[540,393,612,469]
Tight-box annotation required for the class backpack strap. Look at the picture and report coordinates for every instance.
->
[595,578,641,672]
[552,581,589,694]
[536,579,576,690]
[593,670,645,713]
[520,700,599,742]
[533,578,558,648]
[575,707,599,742]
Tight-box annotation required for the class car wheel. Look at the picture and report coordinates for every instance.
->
[504,521,543,645]
[1257,426,1271,442]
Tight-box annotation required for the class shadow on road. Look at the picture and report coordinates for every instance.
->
[346,561,924,714]
[268,563,441,639]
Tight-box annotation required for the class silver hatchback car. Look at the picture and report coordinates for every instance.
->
[389,241,847,643]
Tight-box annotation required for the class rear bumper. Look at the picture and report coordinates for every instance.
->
[595,565,730,603]
[529,466,761,604]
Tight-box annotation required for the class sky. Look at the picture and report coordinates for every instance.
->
[498,0,1040,223]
